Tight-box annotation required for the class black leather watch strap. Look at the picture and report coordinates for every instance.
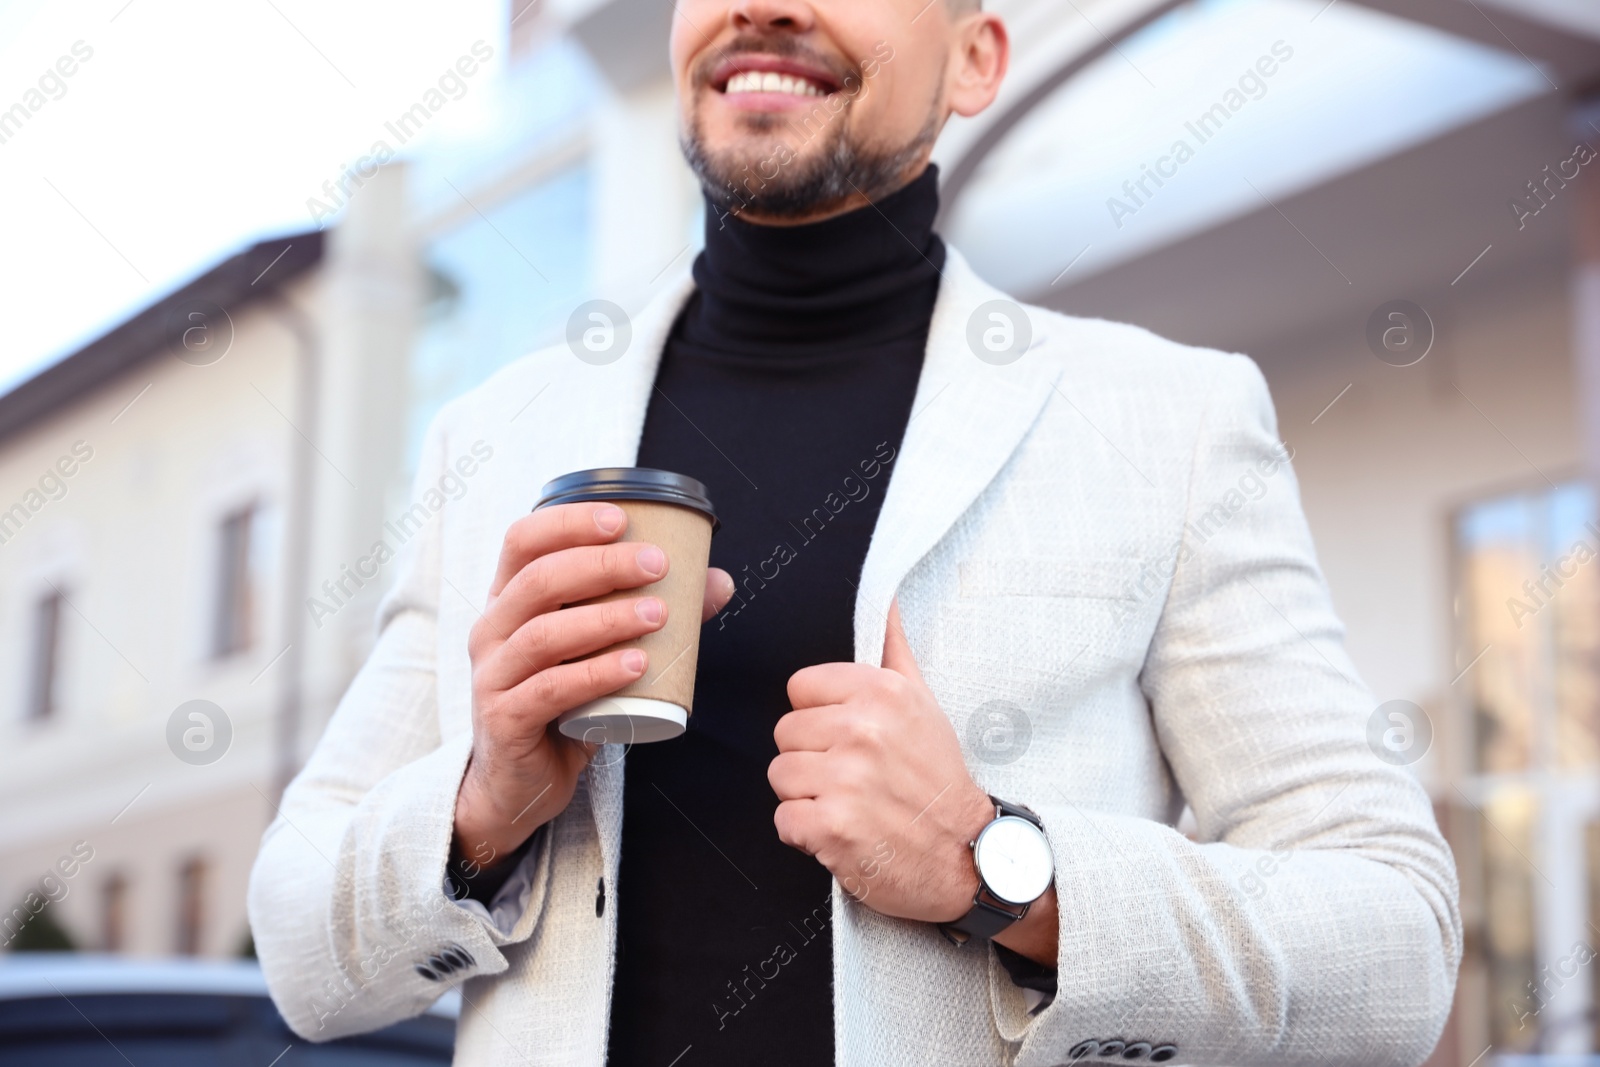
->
[994,796,1042,827]
[940,893,1026,947]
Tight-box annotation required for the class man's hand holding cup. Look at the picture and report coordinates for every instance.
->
[453,499,734,868]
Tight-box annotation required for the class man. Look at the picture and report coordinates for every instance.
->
[249,1,1461,1064]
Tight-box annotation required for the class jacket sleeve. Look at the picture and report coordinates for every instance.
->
[992,354,1462,1067]
[246,407,555,1041]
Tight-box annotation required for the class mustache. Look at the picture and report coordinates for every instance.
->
[692,33,859,89]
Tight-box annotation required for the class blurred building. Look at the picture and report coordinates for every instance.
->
[1,0,1598,1062]
[0,199,423,960]
[0,232,321,959]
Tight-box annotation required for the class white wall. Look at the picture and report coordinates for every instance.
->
[1253,260,1577,780]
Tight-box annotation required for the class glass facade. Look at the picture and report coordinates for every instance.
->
[404,36,601,471]
[1458,482,1600,775]
[1455,480,1600,1057]
[1481,787,1540,1051]
[409,164,592,467]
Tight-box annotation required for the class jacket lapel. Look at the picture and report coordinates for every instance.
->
[545,274,698,479]
[851,247,1064,666]
[578,249,1063,887]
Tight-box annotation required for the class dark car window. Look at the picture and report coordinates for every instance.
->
[0,992,454,1066]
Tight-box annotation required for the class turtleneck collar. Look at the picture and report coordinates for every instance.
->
[676,163,946,357]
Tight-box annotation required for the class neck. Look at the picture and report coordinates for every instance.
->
[679,164,946,354]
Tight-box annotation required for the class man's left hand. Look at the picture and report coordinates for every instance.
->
[769,599,994,922]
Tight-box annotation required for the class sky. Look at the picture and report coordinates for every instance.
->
[0,0,505,394]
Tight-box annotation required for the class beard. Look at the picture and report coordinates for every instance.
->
[680,39,943,220]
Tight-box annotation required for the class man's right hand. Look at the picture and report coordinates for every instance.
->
[452,501,734,871]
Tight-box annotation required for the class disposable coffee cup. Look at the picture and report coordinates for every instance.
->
[534,468,718,745]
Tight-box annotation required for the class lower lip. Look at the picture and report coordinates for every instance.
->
[715,89,833,113]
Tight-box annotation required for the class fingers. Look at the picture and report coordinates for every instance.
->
[489,502,629,598]
[701,567,735,622]
[767,749,830,800]
[880,598,924,682]
[496,646,649,732]
[476,595,667,692]
[773,796,822,856]
[773,704,850,753]
[480,540,668,647]
[787,661,884,711]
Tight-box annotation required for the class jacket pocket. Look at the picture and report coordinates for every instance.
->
[957,556,1153,601]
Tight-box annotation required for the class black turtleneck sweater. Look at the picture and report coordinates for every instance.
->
[604,167,945,1066]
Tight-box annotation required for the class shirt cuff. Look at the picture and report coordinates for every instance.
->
[993,941,1058,1015]
[446,827,546,939]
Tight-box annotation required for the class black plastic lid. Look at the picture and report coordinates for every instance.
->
[534,467,718,531]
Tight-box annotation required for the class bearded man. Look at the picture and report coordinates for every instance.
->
[250,2,1462,1064]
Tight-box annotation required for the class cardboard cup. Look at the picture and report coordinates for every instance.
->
[533,469,718,745]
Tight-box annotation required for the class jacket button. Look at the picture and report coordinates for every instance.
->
[1150,1046,1178,1062]
[414,963,441,981]
[596,877,606,917]
[1098,1041,1126,1056]
[1122,1043,1152,1060]
[427,953,453,974]
[441,946,472,970]
[1068,1040,1099,1060]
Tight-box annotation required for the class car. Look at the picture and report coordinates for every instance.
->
[0,954,457,1065]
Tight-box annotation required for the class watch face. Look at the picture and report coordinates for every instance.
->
[974,816,1054,905]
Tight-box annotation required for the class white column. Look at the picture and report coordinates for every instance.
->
[1536,792,1592,1054]
[299,162,421,747]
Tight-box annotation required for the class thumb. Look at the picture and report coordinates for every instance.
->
[881,598,923,681]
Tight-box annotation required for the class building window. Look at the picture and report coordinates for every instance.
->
[1479,788,1540,1050]
[27,588,65,720]
[175,857,205,956]
[212,505,255,658]
[1454,479,1600,1052]
[101,872,126,953]
[1457,481,1600,772]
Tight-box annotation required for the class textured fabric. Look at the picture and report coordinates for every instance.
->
[247,246,1462,1067]
[610,167,942,1065]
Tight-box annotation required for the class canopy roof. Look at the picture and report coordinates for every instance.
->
[939,0,1561,299]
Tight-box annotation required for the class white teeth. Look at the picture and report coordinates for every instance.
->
[724,71,826,97]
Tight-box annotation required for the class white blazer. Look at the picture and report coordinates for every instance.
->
[248,247,1461,1066]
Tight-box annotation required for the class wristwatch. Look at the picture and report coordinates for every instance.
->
[938,796,1055,947]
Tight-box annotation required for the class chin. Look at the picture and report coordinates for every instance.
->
[691,97,796,150]
[698,136,815,178]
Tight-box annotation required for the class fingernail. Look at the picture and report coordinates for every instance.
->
[595,505,625,534]
[636,597,663,624]
[637,545,666,576]
[622,649,647,674]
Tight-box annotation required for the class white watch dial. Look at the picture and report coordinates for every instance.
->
[974,815,1054,905]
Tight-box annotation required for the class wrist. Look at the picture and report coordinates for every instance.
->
[453,757,538,863]
[936,783,997,921]
[991,883,1060,967]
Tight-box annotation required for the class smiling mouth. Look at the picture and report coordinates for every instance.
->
[708,52,846,101]
[721,70,833,98]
